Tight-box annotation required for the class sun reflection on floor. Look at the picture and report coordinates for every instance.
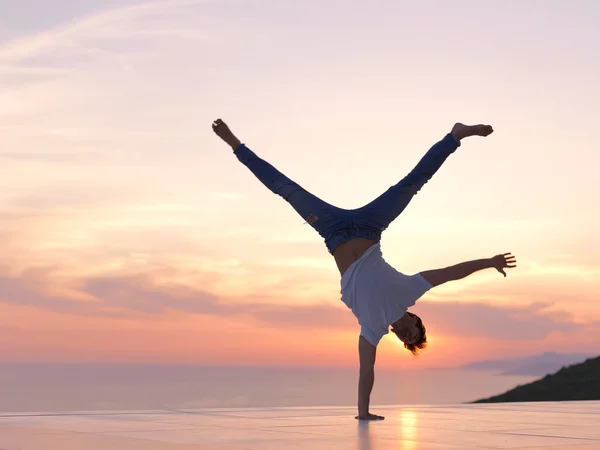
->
[399,409,418,449]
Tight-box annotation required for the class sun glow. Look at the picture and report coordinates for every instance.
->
[399,409,418,449]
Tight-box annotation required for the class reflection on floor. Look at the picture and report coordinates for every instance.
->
[1,401,600,449]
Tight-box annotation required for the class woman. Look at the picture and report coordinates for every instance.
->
[212,118,516,420]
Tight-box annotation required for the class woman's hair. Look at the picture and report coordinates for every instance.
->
[392,313,427,356]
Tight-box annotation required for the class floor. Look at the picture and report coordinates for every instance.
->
[1,402,600,449]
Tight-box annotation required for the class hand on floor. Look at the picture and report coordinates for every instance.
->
[355,413,385,421]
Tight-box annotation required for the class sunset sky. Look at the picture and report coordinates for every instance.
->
[1,0,599,369]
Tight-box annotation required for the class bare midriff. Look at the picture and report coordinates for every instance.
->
[333,238,378,277]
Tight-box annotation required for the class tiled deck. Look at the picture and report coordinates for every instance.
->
[1,402,600,449]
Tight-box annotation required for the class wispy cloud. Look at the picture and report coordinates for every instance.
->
[0,260,583,343]
[0,0,208,64]
[413,301,580,340]
[0,151,104,163]
[0,0,223,164]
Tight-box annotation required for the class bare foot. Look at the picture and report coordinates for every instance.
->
[451,123,494,141]
[212,118,241,149]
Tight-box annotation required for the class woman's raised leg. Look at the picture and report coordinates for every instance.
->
[212,119,346,238]
[354,123,493,231]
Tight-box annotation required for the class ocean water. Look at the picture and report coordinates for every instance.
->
[0,364,537,413]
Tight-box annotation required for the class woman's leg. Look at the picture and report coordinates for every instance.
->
[354,133,460,231]
[212,118,349,247]
[354,123,493,231]
[234,143,346,238]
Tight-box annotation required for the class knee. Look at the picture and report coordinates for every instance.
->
[275,181,302,200]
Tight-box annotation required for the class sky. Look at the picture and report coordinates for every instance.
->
[0,0,599,369]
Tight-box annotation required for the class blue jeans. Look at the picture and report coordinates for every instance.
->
[234,133,461,254]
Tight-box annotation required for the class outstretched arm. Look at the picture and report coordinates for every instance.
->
[420,253,517,288]
[356,336,384,421]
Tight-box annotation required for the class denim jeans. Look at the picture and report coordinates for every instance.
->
[234,133,460,254]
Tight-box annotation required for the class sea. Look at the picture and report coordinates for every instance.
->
[0,364,537,413]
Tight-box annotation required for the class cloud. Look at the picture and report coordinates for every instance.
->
[0,263,353,329]
[0,263,584,341]
[84,274,219,314]
[0,151,104,163]
[0,0,221,141]
[81,273,356,330]
[0,0,208,64]
[412,300,580,340]
[422,261,600,318]
[0,274,104,316]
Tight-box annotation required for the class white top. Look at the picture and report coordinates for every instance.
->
[340,243,432,346]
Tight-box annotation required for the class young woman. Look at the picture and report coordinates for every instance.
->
[212,118,516,420]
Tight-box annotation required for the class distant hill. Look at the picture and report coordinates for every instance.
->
[460,352,592,376]
[470,355,600,403]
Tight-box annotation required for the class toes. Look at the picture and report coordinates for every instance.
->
[479,125,493,136]
[212,119,225,131]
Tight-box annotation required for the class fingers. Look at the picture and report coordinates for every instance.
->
[503,253,517,266]
[497,253,517,275]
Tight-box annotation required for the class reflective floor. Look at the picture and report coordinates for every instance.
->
[1,402,600,449]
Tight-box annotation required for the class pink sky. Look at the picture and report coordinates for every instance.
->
[1,0,599,368]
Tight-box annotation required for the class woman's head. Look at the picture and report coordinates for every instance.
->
[391,312,427,355]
